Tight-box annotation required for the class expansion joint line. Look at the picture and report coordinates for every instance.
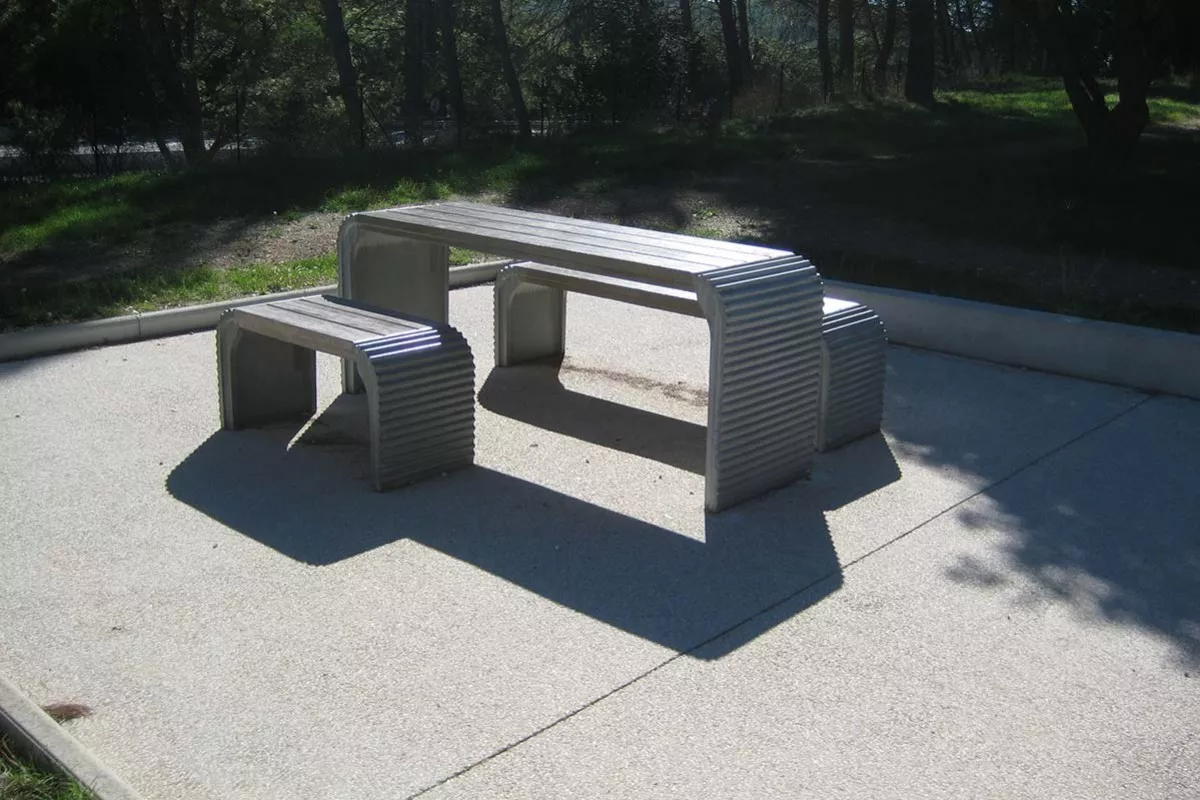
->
[406,393,1153,799]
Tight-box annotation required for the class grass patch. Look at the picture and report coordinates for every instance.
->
[2,78,1198,329]
[0,734,93,800]
[1,254,338,330]
[0,248,488,329]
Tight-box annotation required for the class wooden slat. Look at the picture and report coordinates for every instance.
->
[233,305,366,357]
[353,214,758,288]
[412,202,783,261]
[378,206,737,269]
[285,296,425,336]
[510,262,704,317]
[233,297,425,357]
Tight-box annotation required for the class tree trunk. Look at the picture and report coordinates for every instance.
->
[1107,0,1151,155]
[735,0,752,83]
[679,0,692,33]
[838,0,854,92]
[488,0,531,144]
[318,0,364,147]
[678,0,694,104]
[437,0,466,146]
[934,0,954,74]
[874,0,897,94]
[404,0,426,146]
[904,0,935,108]
[716,0,743,96]
[1015,0,1149,161]
[817,0,832,100]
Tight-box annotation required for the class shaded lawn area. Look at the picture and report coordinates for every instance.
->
[2,78,1198,331]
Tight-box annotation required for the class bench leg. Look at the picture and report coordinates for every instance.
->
[495,278,566,366]
[693,257,824,513]
[356,328,476,491]
[218,320,316,430]
[816,306,886,452]
[337,217,450,393]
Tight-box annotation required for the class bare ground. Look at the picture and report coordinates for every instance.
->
[6,178,1198,323]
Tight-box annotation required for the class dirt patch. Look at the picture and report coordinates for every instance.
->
[4,171,1197,328]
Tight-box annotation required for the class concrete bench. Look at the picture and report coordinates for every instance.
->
[217,295,475,491]
[495,262,886,452]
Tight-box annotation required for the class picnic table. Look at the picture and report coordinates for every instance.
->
[337,202,825,512]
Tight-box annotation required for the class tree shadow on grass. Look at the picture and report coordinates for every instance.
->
[167,381,900,660]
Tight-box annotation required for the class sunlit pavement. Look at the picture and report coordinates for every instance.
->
[2,285,1197,800]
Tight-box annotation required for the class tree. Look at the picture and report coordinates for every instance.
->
[123,0,279,167]
[716,0,744,96]
[736,0,753,83]
[403,0,426,143]
[817,0,833,100]
[874,0,898,94]
[318,0,363,146]
[488,0,531,143]
[905,0,935,107]
[1012,0,1180,161]
[437,0,466,145]
[838,0,854,91]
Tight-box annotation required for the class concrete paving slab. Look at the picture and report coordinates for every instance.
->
[423,393,1200,800]
[0,286,1168,800]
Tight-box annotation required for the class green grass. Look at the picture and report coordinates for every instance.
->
[0,247,486,329]
[0,735,93,800]
[1,254,336,330]
[2,77,1198,331]
[942,76,1200,126]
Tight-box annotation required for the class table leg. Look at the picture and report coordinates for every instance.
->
[494,269,567,366]
[693,256,824,512]
[337,214,450,393]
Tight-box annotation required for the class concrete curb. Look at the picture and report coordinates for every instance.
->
[826,280,1200,399]
[0,260,510,363]
[0,674,145,800]
[3,270,1198,400]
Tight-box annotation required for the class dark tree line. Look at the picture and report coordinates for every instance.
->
[1,0,1196,172]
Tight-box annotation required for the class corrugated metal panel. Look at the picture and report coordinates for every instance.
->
[359,324,475,491]
[218,295,475,492]
[696,255,824,512]
[817,304,887,452]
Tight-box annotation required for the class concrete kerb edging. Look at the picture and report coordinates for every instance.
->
[0,674,146,800]
[0,259,511,363]
[3,269,1198,400]
[825,280,1200,400]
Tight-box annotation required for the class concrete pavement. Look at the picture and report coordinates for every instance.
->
[1,285,1196,799]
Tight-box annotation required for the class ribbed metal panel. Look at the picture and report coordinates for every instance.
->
[493,259,890,509]
[694,255,824,512]
[358,324,475,491]
[217,295,475,492]
[816,303,887,452]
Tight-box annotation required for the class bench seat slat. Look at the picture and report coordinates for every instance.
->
[232,296,429,358]
[285,296,428,336]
